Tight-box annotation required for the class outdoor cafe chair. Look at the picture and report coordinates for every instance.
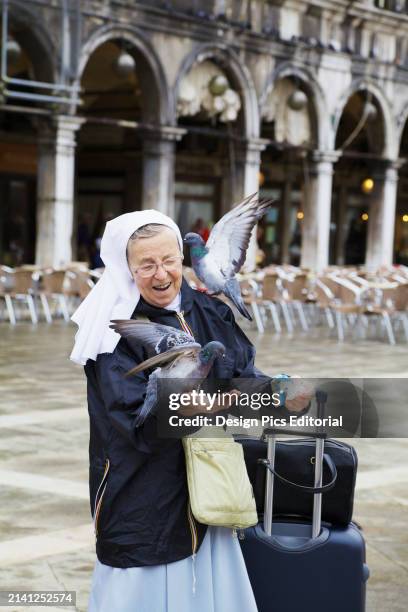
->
[0,265,17,324]
[238,277,280,334]
[65,269,95,308]
[0,267,38,324]
[261,273,293,333]
[278,271,310,331]
[318,275,396,344]
[377,282,408,342]
[37,269,70,323]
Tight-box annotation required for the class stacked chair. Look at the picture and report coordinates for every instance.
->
[224,265,408,345]
[0,262,98,324]
[2,261,407,344]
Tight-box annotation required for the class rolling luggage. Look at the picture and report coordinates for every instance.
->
[239,391,369,612]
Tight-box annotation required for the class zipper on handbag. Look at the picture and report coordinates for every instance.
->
[94,458,110,537]
[187,502,198,594]
[187,501,198,556]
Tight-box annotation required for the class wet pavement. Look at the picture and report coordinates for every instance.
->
[0,320,407,611]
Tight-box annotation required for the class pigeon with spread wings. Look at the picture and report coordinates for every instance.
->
[183,193,273,320]
[110,319,225,425]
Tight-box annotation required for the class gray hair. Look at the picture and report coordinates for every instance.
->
[126,223,180,262]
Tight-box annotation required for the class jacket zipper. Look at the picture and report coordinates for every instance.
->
[176,311,199,558]
[93,458,110,537]
[176,310,194,337]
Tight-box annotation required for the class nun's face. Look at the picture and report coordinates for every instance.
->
[128,228,183,308]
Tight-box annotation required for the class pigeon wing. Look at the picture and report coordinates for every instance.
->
[134,369,160,426]
[206,194,274,277]
[126,346,201,377]
[110,319,200,354]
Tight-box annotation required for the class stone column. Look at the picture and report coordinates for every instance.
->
[281,177,293,264]
[334,183,348,265]
[141,127,185,219]
[301,151,339,271]
[365,162,399,270]
[235,138,268,272]
[35,116,83,268]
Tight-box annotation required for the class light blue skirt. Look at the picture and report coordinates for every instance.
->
[88,527,258,612]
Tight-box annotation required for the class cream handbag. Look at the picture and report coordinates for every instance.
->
[183,434,258,529]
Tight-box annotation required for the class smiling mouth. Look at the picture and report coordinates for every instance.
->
[153,282,171,292]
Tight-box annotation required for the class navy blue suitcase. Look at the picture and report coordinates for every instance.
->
[240,392,369,612]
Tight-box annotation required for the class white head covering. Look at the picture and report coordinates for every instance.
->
[70,210,183,365]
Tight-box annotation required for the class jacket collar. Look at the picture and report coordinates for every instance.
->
[134,277,195,318]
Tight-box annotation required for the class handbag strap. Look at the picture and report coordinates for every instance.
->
[259,453,337,494]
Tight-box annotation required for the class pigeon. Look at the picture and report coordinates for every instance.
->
[183,193,273,320]
[110,319,226,425]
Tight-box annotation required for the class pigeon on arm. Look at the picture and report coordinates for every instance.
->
[109,319,226,425]
[184,193,273,320]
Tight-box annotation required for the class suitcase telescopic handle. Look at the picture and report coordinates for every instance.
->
[263,389,328,538]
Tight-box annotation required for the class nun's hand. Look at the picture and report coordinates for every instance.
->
[284,378,314,413]
[285,393,313,413]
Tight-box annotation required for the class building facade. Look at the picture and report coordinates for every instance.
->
[2,0,408,270]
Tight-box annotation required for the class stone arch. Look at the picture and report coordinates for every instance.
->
[75,24,171,124]
[333,79,396,159]
[6,0,56,83]
[396,103,408,152]
[174,42,260,139]
[260,62,329,150]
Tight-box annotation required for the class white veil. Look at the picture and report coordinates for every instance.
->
[70,210,182,365]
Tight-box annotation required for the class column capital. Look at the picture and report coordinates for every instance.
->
[52,115,85,132]
[37,115,84,151]
[242,138,270,153]
[371,159,401,183]
[146,126,187,143]
[311,150,340,165]
[236,138,269,167]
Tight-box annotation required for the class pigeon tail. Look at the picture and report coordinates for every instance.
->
[223,278,253,321]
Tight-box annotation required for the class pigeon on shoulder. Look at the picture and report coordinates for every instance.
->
[110,319,226,425]
[184,193,273,320]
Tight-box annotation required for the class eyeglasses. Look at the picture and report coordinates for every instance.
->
[133,255,184,278]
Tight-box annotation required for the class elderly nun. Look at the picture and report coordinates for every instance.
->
[71,210,310,612]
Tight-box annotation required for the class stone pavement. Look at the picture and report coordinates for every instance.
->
[0,321,407,611]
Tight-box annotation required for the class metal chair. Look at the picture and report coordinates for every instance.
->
[319,275,396,344]
[64,269,95,308]
[280,272,310,331]
[38,269,70,322]
[239,278,271,334]
[261,273,292,333]
[2,268,38,324]
[380,282,408,342]
[0,266,17,324]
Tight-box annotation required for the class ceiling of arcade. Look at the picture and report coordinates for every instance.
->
[0,33,37,139]
[78,41,143,150]
[335,91,384,156]
[80,41,142,121]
